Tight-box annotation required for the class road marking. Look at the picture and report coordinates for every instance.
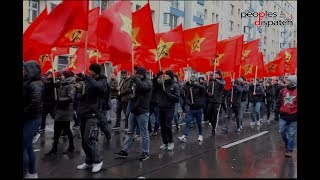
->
[34,149,40,152]
[221,131,269,149]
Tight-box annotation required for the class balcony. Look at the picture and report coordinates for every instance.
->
[193,15,204,25]
[197,0,205,6]
[170,6,184,17]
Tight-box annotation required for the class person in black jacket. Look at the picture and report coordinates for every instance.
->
[157,70,180,151]
[77,63,107,173]
[73,73,84,129]
[45,70,76,156]
[265,80,275,121]
[206,70,226,136]
[39,71,56,133]
[173,75,181,131]
[221,79,243,133]
[248,79,265,126]
[199,77,209,123]
[114,67,152,160]
[178,75,205,142]
[23,61,43,178]
[239,76,249,129]
[97,74,111,141]
[149,75,161,136]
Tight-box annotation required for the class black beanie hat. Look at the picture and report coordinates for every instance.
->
[165,70,174,79]
[215,70,222,77]
[62,70,74,79]
[89,63,101,75]
[136,67,147,77]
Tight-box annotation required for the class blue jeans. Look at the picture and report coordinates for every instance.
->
[239,101,247,126]
[173,103,180,126]
[150,103,160,132]
[249,102,261,123]
[123,112,150,154]
[279,119,297,151]
[23,118,41,175]
[126,101,139,135]
[183,109,203,136]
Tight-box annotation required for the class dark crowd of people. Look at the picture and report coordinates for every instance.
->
[23,61,297,178]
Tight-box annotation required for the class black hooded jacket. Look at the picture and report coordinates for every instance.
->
[23,61,44,122]
[206,78,226,104]
[155,78,180,109]
[77,74,107,118]
[130,75,152,115]
[186,82,205,110]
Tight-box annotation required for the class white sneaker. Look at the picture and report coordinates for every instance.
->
[160,144,168,150]
[25,173,38,178]
[92,161,103,173]
[250,122,255,126]
[208,123,212,126]
[178,135,187,143]
[32,133,40,144]
[198,135,203,142]
[167,143,174,151]
[256,121,261,126]
[77,163,92,170]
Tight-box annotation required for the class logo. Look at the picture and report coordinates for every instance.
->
[243,64,254,75]
[188,33,205,53]
[241,11,293,27]
[64,29,84,43]
[267,64,277,73]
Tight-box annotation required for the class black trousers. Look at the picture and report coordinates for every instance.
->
[266,100,274,120]
[41,104,56,129]
[53,121,73,149]
[159,108,175,144]
[115,101,129,127]
[80,117,102,164]
[207,103,221,132]
[225,105,241,129]
[98,110,111,136]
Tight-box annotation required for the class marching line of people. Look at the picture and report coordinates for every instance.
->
[23,61,297,178]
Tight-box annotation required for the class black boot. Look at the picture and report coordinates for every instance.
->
[62,145,75,154]
[45,146,57,156]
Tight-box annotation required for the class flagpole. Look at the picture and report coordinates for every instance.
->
[253,65,258,94]
[156,0,165,91]
[149,69,152,78]
[263,77,267,104]
[230,72,235,108]
[50,53,58,100]
[96,50,99,63]
[295,68,297,75]
[104,63,108,77]
[211,62,217,94]
[82,32,89,94]
[190,87,194,104]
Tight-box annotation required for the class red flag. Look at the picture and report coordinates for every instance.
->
[264,58,285,77]
[23,8,51,61]
[184,23,219,60]
[275,48,297,74]
[88,50,110,64]
[154,24,187,70]
[68,47,89,74]
[30,1,89,48]
[233,34,244,65]
[97,1,132,71]
[51,47,69,57]
[132,2,158,72]
[240,52,264,79]
[132,3,157,50]
[241,39,260,65]
[222,72,232,91]
[88,7,100,49]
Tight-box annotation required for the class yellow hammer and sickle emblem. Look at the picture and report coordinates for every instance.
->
[285,51,291,62]
[68,56,77,69]
[268,65,275,72]
[65,29,84,43]
[242,50,251,60]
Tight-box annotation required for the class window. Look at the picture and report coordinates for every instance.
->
[151,10,155,22]
[163,13,170,24]
[264,36,267,45]
[57,56,69,71]
[274,5,276,11]
[216,14,219,22]
[238,24,240,32]
[244,26,250,34]
[93,0,108,12]
[169,14,178,29]
[212,13,215,23]
[230,4,234,16]
[263,49,266,55]
[238,9,241,16]
[50,3,57,11]
[171,0,179,9]
[272,40,274,45]
[136,4,141,10]
[204,9,207,19]
[29,0,39,23]
[230,21,234,31]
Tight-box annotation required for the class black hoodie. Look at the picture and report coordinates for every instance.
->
[23,61,43,122]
